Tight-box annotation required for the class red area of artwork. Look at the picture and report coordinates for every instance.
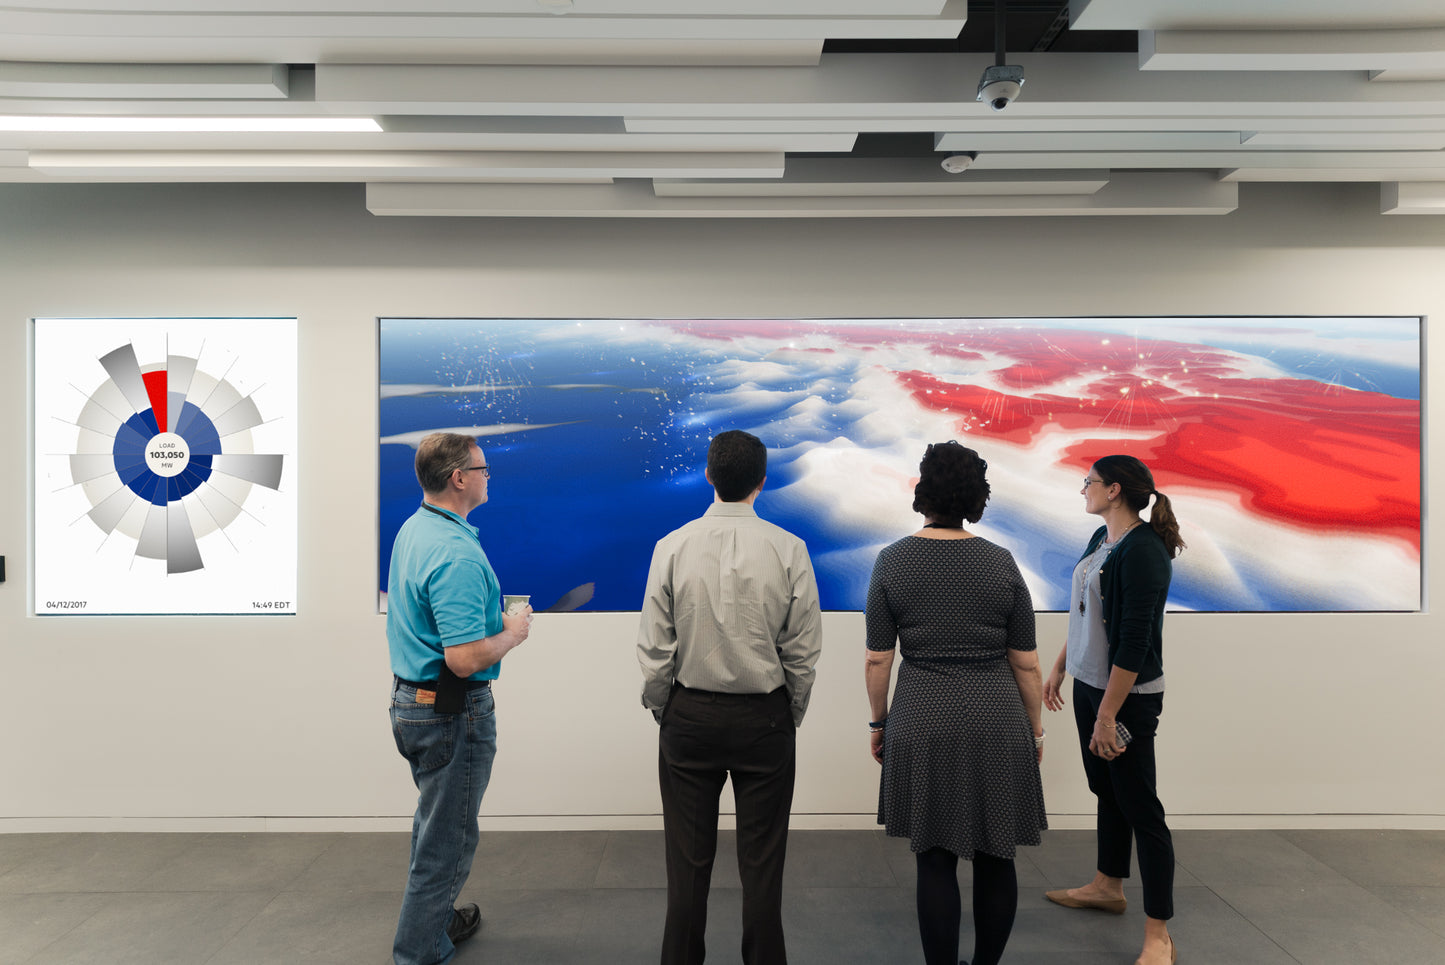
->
[141,370,168,433]
[926,342,987,362]
[898,364,1419,550]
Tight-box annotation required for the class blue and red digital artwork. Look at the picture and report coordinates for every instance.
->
[379,316,1420,613]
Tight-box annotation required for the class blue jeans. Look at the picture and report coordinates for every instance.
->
[390,680,497,965]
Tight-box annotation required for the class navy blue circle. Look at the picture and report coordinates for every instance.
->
[113,402,222,506]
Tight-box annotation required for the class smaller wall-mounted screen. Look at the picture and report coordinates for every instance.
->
[34,317,297,615]
[379,317,1420,613]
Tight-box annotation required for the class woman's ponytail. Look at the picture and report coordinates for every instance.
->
[1093,454,1187,559]
[1147,490,1186,559]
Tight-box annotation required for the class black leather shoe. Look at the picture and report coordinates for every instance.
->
[447,903,482,945]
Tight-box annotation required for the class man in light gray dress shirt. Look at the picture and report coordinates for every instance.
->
[638,430,823,965]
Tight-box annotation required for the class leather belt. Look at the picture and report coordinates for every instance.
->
[394,675,490,692]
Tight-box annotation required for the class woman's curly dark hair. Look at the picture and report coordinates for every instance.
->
[912,441,990,524]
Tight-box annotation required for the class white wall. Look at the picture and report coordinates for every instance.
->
[1,182,1440,831]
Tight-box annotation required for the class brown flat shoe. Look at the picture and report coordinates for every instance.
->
[1043,888,1127,914]
[1136,936,1177,965]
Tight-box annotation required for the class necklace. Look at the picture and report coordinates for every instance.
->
[923,522,963,529]
[1078,521,1141,614]
[1077,545,1110,614]
[1104,519,1142,545]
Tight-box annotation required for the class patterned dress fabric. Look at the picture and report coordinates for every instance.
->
[867,536,1048,858]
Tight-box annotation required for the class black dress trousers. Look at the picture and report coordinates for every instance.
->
[1072,678,1175,921]
[658,685,796,965]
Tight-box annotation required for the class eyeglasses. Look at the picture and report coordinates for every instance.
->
[1082,476,1104,488]
[459,465,491,478]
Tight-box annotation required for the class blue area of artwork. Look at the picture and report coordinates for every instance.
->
[113,403,221,505]
[173,400,224,453]
[1207,342,1419,400]
[379,322,776,610]
[174,403,222,460]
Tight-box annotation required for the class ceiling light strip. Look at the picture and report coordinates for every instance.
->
[364,173,1237,218]
[0,116,380,133]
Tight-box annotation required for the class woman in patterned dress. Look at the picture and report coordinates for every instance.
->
[1042,454,1185,965]
[865,441,1047,965]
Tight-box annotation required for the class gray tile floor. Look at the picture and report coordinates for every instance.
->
[2,828,1443,964]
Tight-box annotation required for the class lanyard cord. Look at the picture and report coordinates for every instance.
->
[421,502,478,542]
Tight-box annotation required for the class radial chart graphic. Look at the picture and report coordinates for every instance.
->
[68,341,285,574]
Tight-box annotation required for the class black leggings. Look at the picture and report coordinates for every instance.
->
[916,847,1018,965]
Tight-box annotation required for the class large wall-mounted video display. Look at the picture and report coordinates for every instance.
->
[34,318,297,615]
[379,317,1420,613]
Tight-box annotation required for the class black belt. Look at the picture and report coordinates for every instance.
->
[677,685,787,700]
[395,675,490,692]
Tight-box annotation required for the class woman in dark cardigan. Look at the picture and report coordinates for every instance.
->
[1042,454,1186,965]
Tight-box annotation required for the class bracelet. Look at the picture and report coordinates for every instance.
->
[1034,730,1046,748]
[869,718,886,728]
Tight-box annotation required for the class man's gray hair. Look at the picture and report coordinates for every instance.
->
[415,433,479,495]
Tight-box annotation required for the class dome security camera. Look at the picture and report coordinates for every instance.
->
[976,65,1025,112]
[940,152,977,174]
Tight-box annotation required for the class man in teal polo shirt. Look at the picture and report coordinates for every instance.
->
[387,432,532,965]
